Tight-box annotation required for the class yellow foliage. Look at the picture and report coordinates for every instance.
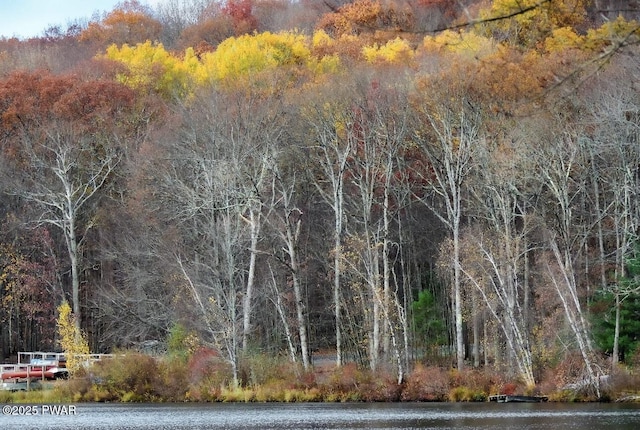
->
[317,0,383,37]
[200,31,311,82]
[544,27,584,52]
[362,37,414,64]
[56,301,90,377]
[422,30,496,57]
[0,245,17,306]
[309,54,342,76]
[312,29,335,50]
[104,41,197,98]
[584,16,640,51]
[480,0,587,48]
[488,0,587,28]
[485,0,541,26]
[102,31,340,94]
[543,16,640,53]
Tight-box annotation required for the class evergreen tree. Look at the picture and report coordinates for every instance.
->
[592,243,640,363]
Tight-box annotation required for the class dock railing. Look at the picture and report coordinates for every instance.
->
[17,351,118,365]
[1,352,120,391]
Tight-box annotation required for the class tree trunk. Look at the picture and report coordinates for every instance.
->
[370,249,380,371]
[472,291,480,368]
[242,209,260,353]
[67,216,81,332]
[612,292,620,366]
[269,266,298,364]
[287,217,310,369]
[453,225,465,370]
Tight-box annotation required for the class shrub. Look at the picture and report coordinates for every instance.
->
[357,368,401,401]
[443,368,508,402]
[600,365,640,401]
[401,365,449,401]
[54,377,92,401]
[553,352,587,389]
[121,391,146,402]
[91,352,160,400]
[547,389,580,402]
[254,381,286,402]
[83,385,116,402]
[156,357,190,401]
[300,387,323,402]
[0,391,12,403]
[450,368,502,397]
[324,362,360,395]
[220,386,255,402]
[536,368,559,396]
[186,348,234,400]
[549,352,607,401]
[296,370,317,390]
[501,382,518,396]
[320,363,400,401]
[448,386,486,402]
[241,353,301,388]
[167,322,196,363]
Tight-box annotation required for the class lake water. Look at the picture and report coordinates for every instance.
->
[2,402,640,429]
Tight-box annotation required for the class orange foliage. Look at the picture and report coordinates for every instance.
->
[401,364,450,401]
[417,0,461,19]
[176,16,234,52]
[316,0,415,43]
[223,0,259,35]
[79,0,162,47]
[415,45,549,118]
[0,70,137,163]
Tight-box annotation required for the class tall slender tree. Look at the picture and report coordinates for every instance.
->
[305,86,356,367]
[412,77,481,370]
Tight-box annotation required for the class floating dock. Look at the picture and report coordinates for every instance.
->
[0,352,68,391]
[489,394,549,403]
[1,351,118,390]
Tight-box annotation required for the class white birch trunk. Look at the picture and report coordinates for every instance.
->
[242,208,260,353]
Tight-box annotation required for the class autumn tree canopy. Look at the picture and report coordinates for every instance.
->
[1,0,640,399]
[80,0,163,47]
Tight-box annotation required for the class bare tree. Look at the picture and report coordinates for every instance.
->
[155,89,278,384]
[19,133,116,330]
[154,0,214,47]
[266,163,311,369]
[340,76,411,381]
[460,137,537,387]
[267,263,298,364]
[305,89,355,367]
[163,141,245,385]
[534,124,603,397]
[413,90,481,370]
[92,205,177,350]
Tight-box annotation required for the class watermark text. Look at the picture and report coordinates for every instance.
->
[2,404,77,416]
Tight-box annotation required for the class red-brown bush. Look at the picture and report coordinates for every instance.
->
[401,364,449,401]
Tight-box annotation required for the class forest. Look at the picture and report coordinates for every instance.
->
[1,0,640,400]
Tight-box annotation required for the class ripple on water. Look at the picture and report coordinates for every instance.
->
[3,402,640,430]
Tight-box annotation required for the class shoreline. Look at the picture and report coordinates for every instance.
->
[2,381,638,404]
[2,352,639,405]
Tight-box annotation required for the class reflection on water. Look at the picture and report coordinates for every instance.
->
[3,401,640,430]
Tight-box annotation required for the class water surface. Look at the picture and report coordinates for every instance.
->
[2,401,640,429]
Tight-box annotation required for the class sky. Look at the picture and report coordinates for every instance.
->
[0,0,161,39]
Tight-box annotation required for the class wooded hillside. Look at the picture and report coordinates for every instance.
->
[1,0,640,395]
